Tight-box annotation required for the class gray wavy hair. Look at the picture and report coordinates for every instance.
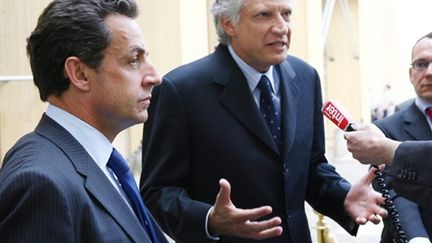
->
[210,0,246,45]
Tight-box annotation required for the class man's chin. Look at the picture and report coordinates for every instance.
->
[134,110,149,124]
[271,55,289,65]
[141,113,149,123]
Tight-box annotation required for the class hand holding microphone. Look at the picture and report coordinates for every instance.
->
[322,100,401,165]
[344,124,401,166]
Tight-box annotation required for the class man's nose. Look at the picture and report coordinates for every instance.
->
[272,15,289,35]
[425,62,432,76]
[143,62,162,86]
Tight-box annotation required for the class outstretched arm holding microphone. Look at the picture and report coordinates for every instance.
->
[344,124,432,208]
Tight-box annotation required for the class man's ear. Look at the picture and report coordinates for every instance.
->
[64,56,91,91]
[220,16,236,37]
[409,67,415,85]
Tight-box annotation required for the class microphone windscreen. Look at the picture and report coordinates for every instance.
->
[322,100,354,131]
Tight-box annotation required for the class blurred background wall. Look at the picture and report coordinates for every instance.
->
[1,0,432,165]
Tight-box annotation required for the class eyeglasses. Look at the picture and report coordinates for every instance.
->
[411,60,432,71]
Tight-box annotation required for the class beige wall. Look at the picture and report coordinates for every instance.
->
[325,0,361,120]
[3,0,431,162]
[290,0,323,72]
[0,0,213,162]
[0,0,320,161]
[358,0,432,120]
[322,0,362,154]
[0,0,337,161]
[323,0,432,125]
[0,0,51,160]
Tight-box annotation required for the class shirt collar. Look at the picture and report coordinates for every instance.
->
[227,44,276,94]
[45,104,113,168]
[415,97,432,114]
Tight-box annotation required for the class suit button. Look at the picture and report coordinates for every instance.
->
[286,210,291,219]
[407,171,412,180]
[407,171,417,181]
[283,164,288,173]
[400,170,407,179]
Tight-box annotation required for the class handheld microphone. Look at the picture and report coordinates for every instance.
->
[322,99,408,243]
[322,100,356,131]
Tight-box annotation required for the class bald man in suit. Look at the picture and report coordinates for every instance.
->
[372,32,432,242]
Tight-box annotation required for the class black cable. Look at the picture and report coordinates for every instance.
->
[373,165,408,243]
[346,124,408,243]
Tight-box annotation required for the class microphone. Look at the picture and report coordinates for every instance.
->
[322,100,356,131]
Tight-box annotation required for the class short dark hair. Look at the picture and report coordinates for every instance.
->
[411,32,432,60]
[27,0,138,101]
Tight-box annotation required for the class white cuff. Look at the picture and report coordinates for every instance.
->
[409,237,431,243]
[205,206,220,240]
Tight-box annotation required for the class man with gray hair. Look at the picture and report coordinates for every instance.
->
[140,0,386,242]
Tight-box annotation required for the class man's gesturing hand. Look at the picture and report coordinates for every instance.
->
[208,178,283,240]
[344,168,387,225]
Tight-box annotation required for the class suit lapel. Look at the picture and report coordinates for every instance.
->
[35,114,157,242]
[84,166,153,242]
[213,45,279,154]
[277,60,300,154]
[85,168,168,242]
[403,104,432,140]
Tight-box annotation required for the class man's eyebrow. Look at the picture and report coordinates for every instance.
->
[130,45,147,55]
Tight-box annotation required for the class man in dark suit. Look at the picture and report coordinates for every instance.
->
[371,32,432,243]
[0,1,167,242]
[140,0,386,242]
[345,128,432,211]
[394,98,415,113]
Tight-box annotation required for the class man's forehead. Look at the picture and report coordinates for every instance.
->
[243,0,293,8]
[414,38,432,52]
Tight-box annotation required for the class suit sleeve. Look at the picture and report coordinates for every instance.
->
[374,120,430,240]
[393,196,430,239]
[304,68,357,235]
[140,78,214,243]
[0,170,74,243]
[388,141,432,208]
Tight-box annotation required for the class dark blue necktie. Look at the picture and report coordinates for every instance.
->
[257,75,282,149]
[107,148,159,243]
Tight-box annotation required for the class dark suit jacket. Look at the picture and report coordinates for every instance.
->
[394,98,414,113]
[0,114,168,243]
[140,44,356,243]
[389,141,432,208]
[374,103,432,240]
